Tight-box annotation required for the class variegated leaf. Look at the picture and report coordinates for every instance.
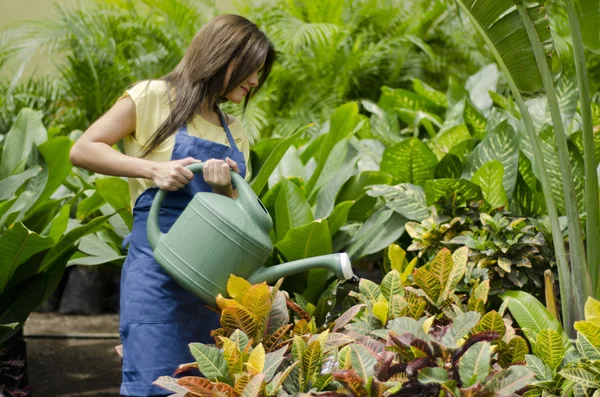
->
[497,336,528,368]
[473,311,506,338]
[189,343,229,381]
[525,354,553,381]
[349,344,378,381]
[380,270,403,301]
[559,368,600,388]
[459,341,491,387]
[413,268,440,303]
[536,329,564,371]
[441,246,468,302]
[462,120,519,198]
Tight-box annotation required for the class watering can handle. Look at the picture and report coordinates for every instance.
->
[147,162,249,250]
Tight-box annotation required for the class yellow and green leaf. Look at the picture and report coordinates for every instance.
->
[227,275,252,302]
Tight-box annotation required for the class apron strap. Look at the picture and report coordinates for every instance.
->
[216,109,240,152]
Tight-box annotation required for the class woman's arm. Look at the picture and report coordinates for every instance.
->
[70,97,198,191]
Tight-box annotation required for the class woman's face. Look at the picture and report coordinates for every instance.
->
[223,62,262,104]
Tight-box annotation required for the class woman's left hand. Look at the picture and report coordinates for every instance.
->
[203,157,239,198]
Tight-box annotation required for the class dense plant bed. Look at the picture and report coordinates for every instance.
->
[153,244,600,397]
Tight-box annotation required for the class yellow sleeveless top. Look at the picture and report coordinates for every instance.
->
[119,80,251,205]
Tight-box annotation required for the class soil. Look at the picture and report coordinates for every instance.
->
[23,313,122,397]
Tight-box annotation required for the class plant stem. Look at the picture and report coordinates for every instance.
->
[518,4,590,325]
[453,0,574,333]
[564,0,600,299]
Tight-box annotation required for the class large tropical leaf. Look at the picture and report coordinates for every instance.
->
[381,138,438,186]
[462,120,519,198]
[453,0,552,94]
[275,178,313,241]
[499,290,573,354]
[575,0,600,53]
[345,207,406,259]
[0,108,47,179]
[367,183,430,221]
[0,223,54,294]
[275,220,332,261]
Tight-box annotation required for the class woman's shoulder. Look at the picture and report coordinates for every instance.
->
[125,80,169,104]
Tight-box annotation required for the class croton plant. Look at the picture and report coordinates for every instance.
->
[154,244,538,397]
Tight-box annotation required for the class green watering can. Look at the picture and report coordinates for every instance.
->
[147,162,354,307]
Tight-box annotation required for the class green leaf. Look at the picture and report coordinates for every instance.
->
[499,290,573,355]
[95,177,132,229]
[0,109,47,179]
[381,138,437,186]
[306,102,361,195]
[378,86,444,115]
[535,329,564,371]
[577,332,600,360]
[76,191,106,220]
[387,317,429,341]
[39,215,111,272]
[0,166,42,202]
[424,178,482,206]
[358,278,381,302]
[349,343,377,381]
[481,366,535,394]
[263,346,287,383]
[380,270,402,302]
[435,154,463,179]
[440,312,481,348]
[525,354,553,381]
[462,121,519,198]
[471,160,508,209]
[251,127,304,195]
[275,178,313,241]
[43,204,71,242]
[459,341,491,387]
[464,98,487,139]
[518,126,585,215]
[336,170,392,221]
[313,140,359,217]
[0,223,54,293]
[418,367,449,384]
[453,1,550,93]
[498,336,528,368]
[367,183,430,221]
[560,368,600,388]
[474,311,506,338]
[575,0,600,53]
[345,207,406,259]
[429,124,472,161]
[326,201,354,236]
[67,234,125,267]
[268,146,306,189]
[440,246,468,302]
[275,220,332,261]
[189,343,229,381]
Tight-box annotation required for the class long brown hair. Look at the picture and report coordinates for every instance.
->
[140,14,275,157]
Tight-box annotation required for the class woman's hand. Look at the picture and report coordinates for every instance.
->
[203,157,239,198]
[150,157,200,191]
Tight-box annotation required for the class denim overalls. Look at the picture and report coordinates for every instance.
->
[119,112,246,396]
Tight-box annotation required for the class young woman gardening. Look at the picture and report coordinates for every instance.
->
[70,14,275,397]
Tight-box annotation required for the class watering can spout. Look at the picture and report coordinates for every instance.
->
[246,253,354,285]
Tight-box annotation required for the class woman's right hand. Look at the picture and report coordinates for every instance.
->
[150,157,201,191]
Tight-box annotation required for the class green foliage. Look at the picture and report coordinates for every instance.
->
[518,297,600,397]
[0,109,117,346]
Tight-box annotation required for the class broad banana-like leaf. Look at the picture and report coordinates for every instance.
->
[575,0,600,53]
[454,0,553,93]
[274,178,313,242]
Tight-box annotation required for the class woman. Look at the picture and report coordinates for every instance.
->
[70,14,275,397]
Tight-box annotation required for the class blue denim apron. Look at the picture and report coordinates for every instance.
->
[119,112,246,396]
